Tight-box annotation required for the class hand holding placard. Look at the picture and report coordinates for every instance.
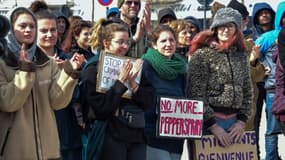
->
[96,53,142,98]
[128,59,143,92]
[209,124,232,147]
[228,120,246,143]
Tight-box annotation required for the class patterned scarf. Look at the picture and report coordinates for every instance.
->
[142,48,186,80]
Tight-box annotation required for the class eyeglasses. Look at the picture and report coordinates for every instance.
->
[124,1,140,6]
[217,23,236,31]
[112,39,129,46]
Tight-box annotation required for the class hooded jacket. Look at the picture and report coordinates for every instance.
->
[255,2,285,54]
[0,7,80,160]
[251,2,275,40]
[255,2,285,90]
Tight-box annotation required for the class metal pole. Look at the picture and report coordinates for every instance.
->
[203,0,207,30]
[92,0,94,21]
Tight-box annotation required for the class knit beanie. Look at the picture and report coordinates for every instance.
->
[117,0,124,8]
[210,7,242,30]
[184,16,202,32]
[227,0,249,19]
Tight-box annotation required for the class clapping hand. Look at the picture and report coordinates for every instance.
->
[128,59,142,81]
[52,54,65,68]
[69,53,85,70]
[128,59,143,92]
[20,43,30,62]
[249,45,261,63]
[142,3,151,32]
[118,59,133,84]
[133,3,151,42]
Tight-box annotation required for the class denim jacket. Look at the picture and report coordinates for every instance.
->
[261,44,277,91]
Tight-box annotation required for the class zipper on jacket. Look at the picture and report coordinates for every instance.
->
[0,127,11,157]
[226,53,236,105]
[32,91,42,160]
[0,113,15,158]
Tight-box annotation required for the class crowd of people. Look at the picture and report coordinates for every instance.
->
[0,0,285,160]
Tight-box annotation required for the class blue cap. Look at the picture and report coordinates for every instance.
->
[107,7,119,18]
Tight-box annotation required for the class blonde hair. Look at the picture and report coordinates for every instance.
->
[89,18,128,50]
[169,20,192,38]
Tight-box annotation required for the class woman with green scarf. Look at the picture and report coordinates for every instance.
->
[142,25,187,160]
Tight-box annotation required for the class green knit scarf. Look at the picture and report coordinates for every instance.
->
[142,48,186,80]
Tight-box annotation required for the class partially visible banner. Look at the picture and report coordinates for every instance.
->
[194,131,258,160]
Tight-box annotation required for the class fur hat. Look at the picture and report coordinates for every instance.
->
[227,0,249,19]
[210,7,242,30]
[117,0,124,8]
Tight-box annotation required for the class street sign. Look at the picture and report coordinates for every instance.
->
[98,0,113,6]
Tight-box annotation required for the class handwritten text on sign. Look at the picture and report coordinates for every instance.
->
[97,53,141,98]
[194,131,258,160]
[158,97,203,138]
[101,55,122,87]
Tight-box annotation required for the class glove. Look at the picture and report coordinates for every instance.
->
[209,124,232,147]
[228,120,245,143]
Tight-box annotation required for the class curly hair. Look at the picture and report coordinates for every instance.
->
[61,20,92,53]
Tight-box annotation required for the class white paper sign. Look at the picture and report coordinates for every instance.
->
[96,52,141,98]
[157,97,204,138]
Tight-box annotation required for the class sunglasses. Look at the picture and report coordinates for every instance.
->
[124,1,140,6]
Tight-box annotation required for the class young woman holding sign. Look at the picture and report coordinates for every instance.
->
[141,25,187,160]
[81,18,155,160]
[186,8,253,147]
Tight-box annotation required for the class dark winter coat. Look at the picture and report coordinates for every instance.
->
[272,27,285,122]
[143,60,185,154]
[81,52,155,143]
